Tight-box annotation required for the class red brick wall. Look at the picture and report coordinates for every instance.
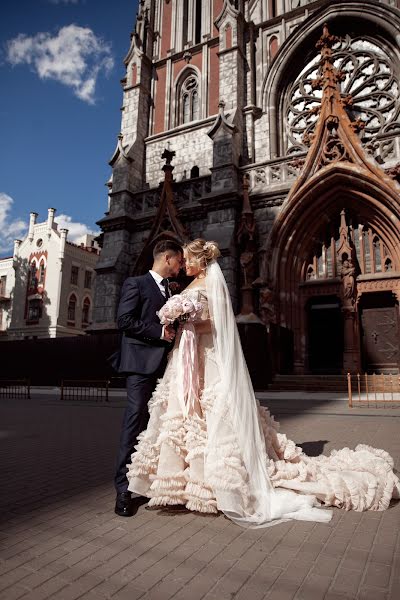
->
[153,64,167,134]
[209,44,219,116]
[173,51,202,81]
[213,0,224,37]
[269,36,279,61]
[161,0,172,58]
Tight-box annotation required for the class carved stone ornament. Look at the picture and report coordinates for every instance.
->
[385,163,400,183]
[285,34,400,154]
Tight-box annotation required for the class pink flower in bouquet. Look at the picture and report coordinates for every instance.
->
[157,294,202,324]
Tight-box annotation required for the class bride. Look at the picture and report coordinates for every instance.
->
[127,239,400,527]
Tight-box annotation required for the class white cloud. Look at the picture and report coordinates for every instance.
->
[56,214,98,242]
[0,193,27,254]
[6,24,114,104]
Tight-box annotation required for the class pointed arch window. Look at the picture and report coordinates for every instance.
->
[82,297,91,327]
[39,260,46,284]
[190,165,200,178]
[29,262,38,291]
[304,212,396,282]
[179,75,200,125]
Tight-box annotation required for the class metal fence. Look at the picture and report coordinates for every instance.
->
[347,373,400,408]
[60,380,110,402]
[0,379,31,399]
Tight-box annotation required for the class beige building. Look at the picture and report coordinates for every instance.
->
[0,209,99,340]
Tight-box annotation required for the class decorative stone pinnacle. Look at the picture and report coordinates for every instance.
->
[315,23,339,51]
[241,174,252,215]
[183,50,192,64]
[161,147,175,166]
[218,100,226,114]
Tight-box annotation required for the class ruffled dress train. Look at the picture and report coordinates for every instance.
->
[127,288,400,517]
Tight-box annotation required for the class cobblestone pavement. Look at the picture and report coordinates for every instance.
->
[0,390,399,600]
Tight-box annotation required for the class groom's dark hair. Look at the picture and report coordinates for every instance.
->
[153,240,183,259]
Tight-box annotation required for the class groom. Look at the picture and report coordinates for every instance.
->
[114,240,184,516]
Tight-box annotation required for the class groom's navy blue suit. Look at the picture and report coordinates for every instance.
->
[114,272,170,493]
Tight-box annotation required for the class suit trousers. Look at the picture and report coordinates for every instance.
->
[114,367,164,494]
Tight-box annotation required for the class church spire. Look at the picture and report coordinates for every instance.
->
[133,149,188,274]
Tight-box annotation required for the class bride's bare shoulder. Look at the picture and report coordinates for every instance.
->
[183,279,207,293]
[182,284,208,302]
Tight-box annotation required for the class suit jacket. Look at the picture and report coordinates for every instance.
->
[114,272,170,375]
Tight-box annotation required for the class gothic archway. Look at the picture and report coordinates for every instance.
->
[261,24,400,375]
[263,168,400,374]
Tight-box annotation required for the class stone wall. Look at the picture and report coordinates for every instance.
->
[145,123,214,187]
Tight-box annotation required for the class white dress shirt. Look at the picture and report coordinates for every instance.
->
[149,269,168,298]
[149,270,169,340]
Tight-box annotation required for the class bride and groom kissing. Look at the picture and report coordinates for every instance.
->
[113,238,399,528]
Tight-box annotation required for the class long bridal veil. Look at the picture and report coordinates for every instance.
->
[205,260,332,527]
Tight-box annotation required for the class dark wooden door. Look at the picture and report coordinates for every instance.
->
[308,301,343,373]
[361,305,400,372]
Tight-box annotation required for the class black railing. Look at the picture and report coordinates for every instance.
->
[0,379,31,399]
[61,380,110,402]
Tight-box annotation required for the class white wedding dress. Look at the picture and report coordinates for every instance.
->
[127,261,400,527]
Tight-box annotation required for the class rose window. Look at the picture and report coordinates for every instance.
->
[285,36,400,154]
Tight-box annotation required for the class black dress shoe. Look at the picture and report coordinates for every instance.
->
[115,492,134,517]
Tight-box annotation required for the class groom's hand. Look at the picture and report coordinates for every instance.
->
[161,325,175,342]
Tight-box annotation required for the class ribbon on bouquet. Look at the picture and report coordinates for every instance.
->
[177,322,199,417]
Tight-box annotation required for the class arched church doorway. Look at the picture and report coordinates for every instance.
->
[359,292,400,373]
[307,296,343,374]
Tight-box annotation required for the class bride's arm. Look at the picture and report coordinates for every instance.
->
[192,290,212,334]
[193,319,212,335]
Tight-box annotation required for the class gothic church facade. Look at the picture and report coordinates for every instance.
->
[94,0,400,376]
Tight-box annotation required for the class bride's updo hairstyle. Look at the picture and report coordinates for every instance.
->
[184,238,221,268]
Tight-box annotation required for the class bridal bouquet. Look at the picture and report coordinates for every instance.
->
[157,294,203,325]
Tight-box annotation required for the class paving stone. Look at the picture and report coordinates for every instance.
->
[0,393,399,600]
[362,561,392,589]
[330,567,364,596]
[358,587,389,600]
[296,573,333,599]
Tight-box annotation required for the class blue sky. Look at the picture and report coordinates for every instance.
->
[0,0,138,256]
